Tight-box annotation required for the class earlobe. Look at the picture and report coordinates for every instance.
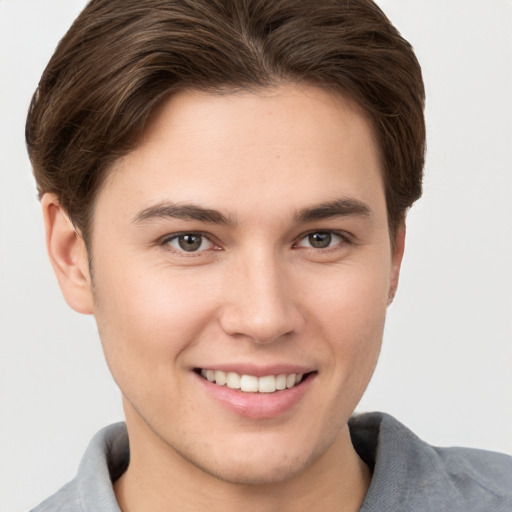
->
[41,193,94,314]
[388,223,406,305]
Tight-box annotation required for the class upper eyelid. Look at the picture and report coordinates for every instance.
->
[160,231,215,244]
[294,229,352,243]
[158,232,221,254]
[157,228,353,250]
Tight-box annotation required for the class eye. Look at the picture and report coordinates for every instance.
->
[164,233,215,253]
[295,231,346,249]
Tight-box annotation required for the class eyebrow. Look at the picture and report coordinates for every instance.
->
[294,198,372,223]
[132,197,371,226]
[132,201,235,225]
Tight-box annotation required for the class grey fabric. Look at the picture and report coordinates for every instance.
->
[30,423,128,512]
[30,413,512,511]
[352,413,512,511]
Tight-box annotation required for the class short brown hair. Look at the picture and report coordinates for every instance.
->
[26,0,425,244]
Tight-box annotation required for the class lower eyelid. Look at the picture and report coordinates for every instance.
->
[295,231,349,249]
[161,233,216,252]
[158,231,351,253]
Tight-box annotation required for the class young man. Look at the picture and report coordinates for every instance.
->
[25,0,511,511]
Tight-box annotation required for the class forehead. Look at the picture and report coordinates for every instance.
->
[98,84,385,225]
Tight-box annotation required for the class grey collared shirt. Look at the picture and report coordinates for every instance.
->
[30,412,512,511]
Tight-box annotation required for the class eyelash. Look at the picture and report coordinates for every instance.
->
[159,231,219,255]
[159,230,352,255]
[293,230,351,250]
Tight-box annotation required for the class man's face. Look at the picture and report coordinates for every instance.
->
[87,84,402,484]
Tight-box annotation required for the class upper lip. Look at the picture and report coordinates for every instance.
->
[194,363,315,377]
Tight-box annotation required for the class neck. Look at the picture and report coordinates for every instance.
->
[115,409,370,512]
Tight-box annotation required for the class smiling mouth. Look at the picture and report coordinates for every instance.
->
[196,369,314,393]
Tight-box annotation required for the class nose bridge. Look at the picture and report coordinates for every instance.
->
[220,246,301,343]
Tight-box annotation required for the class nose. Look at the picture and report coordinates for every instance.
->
[218,250,304,344]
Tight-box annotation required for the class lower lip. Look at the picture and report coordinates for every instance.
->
[195,373,315,419]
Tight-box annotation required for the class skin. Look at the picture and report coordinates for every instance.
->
[43,84,405,512]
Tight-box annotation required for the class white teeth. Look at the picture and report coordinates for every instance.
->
[275,374,287,390]
[258,375,276,393]
[214,370,226,386]
[240,375,259,392]
[200,369,307,393]
[226,372,241,389]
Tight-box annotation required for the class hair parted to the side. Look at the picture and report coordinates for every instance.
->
[26,0,425,245]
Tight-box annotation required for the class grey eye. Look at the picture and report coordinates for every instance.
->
[177,234,203,251]
[163,232,217,255]
[308,232,332,248]
[296,231,345,250]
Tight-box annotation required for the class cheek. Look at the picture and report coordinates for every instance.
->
[91,261,218,385]
[307,259,390,382]
[308,257,391,333]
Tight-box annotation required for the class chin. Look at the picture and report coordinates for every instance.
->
[172,431,329,487]
[194,454,310,486]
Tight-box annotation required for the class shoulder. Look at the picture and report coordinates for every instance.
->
[351,412,512,512]
[29,481,81,512]
[429,444,512,508]
[29,423,127,512]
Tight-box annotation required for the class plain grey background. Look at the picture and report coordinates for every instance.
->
[1,1,511,510]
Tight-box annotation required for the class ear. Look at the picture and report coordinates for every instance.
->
[41,193,94,314]
[388,222,406,305]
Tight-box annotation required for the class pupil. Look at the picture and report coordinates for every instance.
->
[178,234,202,251]
[309,232,331,248]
